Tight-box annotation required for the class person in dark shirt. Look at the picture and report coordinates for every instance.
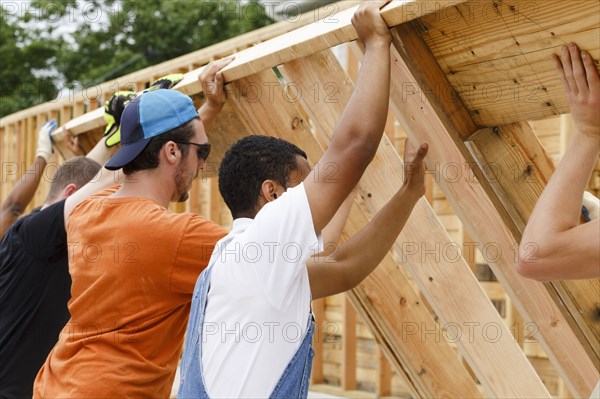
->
[0,156,99,398]
[0,137,121,398]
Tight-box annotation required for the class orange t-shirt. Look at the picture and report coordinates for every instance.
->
[33,186,226,397]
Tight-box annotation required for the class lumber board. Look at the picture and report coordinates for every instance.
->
[342,298,357,390]
[280,49,549,399]
[200,101,250,179]
[227,68,481,399]
[420,0,600,127]
[375,347,393,397]
[312,298,325,384]
[388,23,598,397]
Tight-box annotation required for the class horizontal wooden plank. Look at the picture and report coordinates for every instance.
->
[421,0,600,126]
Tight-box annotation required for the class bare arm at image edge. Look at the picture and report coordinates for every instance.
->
[518,43,600,281]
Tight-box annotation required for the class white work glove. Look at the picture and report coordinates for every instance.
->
[582,191,599,221]
[36,119,57,161]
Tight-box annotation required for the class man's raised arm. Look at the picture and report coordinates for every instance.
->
[304,0,392,233]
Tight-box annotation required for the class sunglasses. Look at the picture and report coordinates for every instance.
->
[173,141,211,161]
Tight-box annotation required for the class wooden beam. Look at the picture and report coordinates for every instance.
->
[388,22,598,397]
[227,68,481,399]
[342,297,357,390]
[280,49,549,398]
[311,298,325,385]
[375,346,392,397]
[420,0,600,126]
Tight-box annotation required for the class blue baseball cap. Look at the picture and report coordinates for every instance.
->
[105,89,199,170]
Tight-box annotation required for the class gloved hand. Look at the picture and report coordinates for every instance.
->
[103,90,137,147]
[147,74,184,91]
[36,119,58,161]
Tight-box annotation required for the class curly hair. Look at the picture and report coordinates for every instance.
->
[218,135,307,218]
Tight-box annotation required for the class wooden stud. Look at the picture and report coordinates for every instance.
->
[375,346,392,397]
[311,298,325,385]
[342,297,357,391]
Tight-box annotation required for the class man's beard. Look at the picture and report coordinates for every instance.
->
[174,163,192,203]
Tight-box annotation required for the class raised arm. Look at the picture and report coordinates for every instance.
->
[198,57,234,127]
[308,141,428,299]
[518,43,600,280]
[304,1,392,233]
[0,120,56,236]
[63,134,124,226]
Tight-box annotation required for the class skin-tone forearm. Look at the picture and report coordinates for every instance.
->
[320,193,355,256]
[198,102,222,128]
[518,43,600,280]
[526,133,598,235]
[0,156,47,236]
[198,57,235,128]
[332,41,390,156]
[304,1,392,233]
[86,133,119,165]
[308,140,429,299]
[308,187,421,299]
[519,133,600,280]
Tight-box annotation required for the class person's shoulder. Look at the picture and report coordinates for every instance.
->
[69,184,121,217]
[27,200,66,224]
[255,182,310,220]
[93,184,120,198]
[184,213,227,235]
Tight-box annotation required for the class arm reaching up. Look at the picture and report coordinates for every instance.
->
[308,141,429,299]
[518,43,600,280]
[304,0,392,234]
[198,57,235,127]
[0,120,56,236]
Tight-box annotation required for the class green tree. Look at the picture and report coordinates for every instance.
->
[1,0,273,117]
[58,0,273,87]
[0,11,59,117]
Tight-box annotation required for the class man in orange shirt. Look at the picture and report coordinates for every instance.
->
[34,60,232,397]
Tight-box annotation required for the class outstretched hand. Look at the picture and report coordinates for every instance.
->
[199,57,235,110]
[403,139,429,197]
[552,43,600,138]
[352,0,392,48]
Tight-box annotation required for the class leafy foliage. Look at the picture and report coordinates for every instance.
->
[0,11,59,117]
[1,0,273,117]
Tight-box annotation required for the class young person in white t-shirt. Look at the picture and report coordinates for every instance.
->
[178,2,429,398]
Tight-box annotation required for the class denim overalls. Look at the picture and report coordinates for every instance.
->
[178,236,315,399]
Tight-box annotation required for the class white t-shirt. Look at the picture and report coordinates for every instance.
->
[201,183,323,398]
